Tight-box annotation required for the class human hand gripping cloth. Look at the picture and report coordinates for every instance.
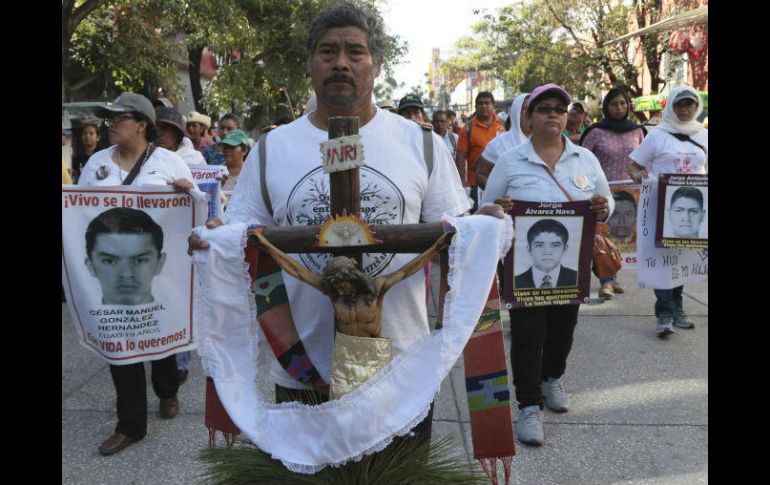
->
[192,214,513,473]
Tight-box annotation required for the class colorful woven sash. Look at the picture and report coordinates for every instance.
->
[462,280,516,483]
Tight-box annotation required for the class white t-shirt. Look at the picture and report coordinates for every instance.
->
[226,107,470,389]
[629,128,708,177]
[78,145,196,187]
[481,131,529,165]
[441,131,458,155]
[176,137,207,166]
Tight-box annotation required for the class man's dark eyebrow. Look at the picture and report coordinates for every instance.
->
[93,250,155,258]
[344,41,368,50]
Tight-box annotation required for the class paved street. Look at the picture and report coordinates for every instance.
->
[62,266,707,484]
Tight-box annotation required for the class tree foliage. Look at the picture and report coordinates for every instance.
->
[63,0,407,120]
[441,0,672,108]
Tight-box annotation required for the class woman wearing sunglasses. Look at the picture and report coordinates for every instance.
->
[482,83,613,447]
[77,92,197,456]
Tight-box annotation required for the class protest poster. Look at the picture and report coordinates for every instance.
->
[608,181,640,267]
[62,185,206,365]
[637,180,708,289]
[503,201,596,309]
[189,164,224,219]
[655,174,708,250]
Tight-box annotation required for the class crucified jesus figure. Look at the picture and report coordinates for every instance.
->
[253,231,453,338]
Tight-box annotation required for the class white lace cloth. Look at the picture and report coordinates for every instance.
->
[192,214,513,473]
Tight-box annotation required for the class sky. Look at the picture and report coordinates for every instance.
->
[380,0,516,100]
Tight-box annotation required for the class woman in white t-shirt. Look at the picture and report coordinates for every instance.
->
[628,85,708,338]
[78,92,196,457]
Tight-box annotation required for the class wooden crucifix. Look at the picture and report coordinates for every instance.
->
[249,116,453,339]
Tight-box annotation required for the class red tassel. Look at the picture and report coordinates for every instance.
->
[501,455,513,485]
[478,456,514,485]
[478,458,498,484]
[223,432,236,448]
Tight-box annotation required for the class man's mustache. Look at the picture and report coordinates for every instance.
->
[324,74,356,86]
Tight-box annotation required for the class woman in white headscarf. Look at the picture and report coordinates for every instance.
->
[628,85,707,338]
[476,93,531,189]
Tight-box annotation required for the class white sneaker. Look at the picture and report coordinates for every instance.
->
[516,405,544,446]
[541,377,570,413]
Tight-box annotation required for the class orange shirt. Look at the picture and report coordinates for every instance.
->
[457,114,504,186]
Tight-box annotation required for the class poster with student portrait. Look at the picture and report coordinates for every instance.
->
[608,181,641,267]
[655,174,708,250]
[503,201,596,309]
[62,185,207,365]
[189,164,225,219]
[637,180,708,289]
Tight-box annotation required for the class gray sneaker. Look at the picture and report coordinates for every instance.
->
[657,317,676,338]
[673,311,695,329]
[516,405,544,446]
[541,377,570,413]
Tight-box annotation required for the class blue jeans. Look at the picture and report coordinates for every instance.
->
[654,286,684,318]
[176,351,191,371]
[599,274,616,285]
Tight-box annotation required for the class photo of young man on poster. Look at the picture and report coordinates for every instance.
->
[663,186,707,239]
[515,218,578,289]
[84,207,167,306]
[609,190,637,242]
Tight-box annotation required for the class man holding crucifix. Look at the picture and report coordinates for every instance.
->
[188,2,503,446]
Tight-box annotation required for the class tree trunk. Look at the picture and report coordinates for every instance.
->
[188,46,206,114]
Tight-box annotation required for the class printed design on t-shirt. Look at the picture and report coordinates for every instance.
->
[287,166,405,276]
[673,152,696,174]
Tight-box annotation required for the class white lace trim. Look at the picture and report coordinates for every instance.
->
[194,216,511,474]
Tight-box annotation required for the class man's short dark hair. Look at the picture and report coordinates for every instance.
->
[670,186,703,208]
[432,110,446,121]
[306,3,388,65]
[86,207,164,258]
[475,92,495,104]
[220,113,242,128]
[445,110,456,118]
[527,219,569,246]
[613,190,637,210]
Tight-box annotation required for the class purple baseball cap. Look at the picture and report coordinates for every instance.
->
[529,83,571,109]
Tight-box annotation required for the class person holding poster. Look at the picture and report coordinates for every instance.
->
[628,86,707,338]
[482,83,613,447]
[76,92,199,455]
[580,88,646,299]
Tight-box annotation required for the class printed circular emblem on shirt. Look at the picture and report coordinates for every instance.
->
[287,166,405,276]
[96,165,110,180]
[573,174,589,189]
